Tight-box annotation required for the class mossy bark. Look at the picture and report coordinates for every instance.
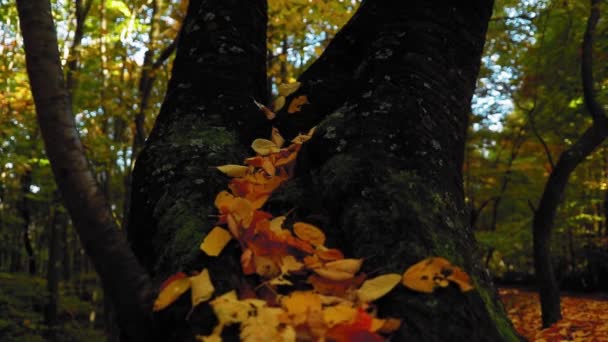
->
[129,0,521,340]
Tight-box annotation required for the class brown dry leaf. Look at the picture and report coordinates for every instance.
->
[356,273,401,303]
[251,139,280,156]
[402,257,473,293]
[200,226,232,257]
[217,164,249,177]
[287,95,309,114]
[153,276,191,311]
[190,269,215,307]
[293,222,325,246]
[325,259,363,275]
[278,82,301,97]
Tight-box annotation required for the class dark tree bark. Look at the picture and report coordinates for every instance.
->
[16,0,156,339]
[533,0,608,328]
[129,0,519,341]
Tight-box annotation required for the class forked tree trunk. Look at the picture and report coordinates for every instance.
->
[128,0,520,340]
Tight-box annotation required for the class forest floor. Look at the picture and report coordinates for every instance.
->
[499,287,608,341]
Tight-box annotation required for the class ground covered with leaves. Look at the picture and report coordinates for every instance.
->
[499,287,608,341]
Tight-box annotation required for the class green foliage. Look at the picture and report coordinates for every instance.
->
[0,273,104,341]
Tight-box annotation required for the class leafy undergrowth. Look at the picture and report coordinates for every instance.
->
[499,287,608,341]
[0,272,104,342]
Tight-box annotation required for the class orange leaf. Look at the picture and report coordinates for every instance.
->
[402,257,474,293]
[293,222,326,246]
[153,275,191,311]
[316,248,344,261]
[287,95,309,114]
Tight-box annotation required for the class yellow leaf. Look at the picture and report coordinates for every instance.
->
[293,222,325,246]
[200,226,232,256]
[255,255,281,278]
[402,257,473,293]
[323,303,357,327]
[271,127,285,148]
[251,139,280,156]
[231,198,254,228]
[153,277,191,311]
[273,96,286,112]
[287,95,309,114]
[211,291,266,325]
[325,258,363,275]
[269,216,286,233]
[190,269,215,307]
[214,191,234,212]
[357,273,401,303]
[402,257,446,293]
[217,164,249,177]
[278,81,301,97]
[313,267,354,281]
[240,306,296,342]
[280,255,304,274]
[281,291,322,325]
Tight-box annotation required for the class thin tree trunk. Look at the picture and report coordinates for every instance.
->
[533,0,608,327]
[16,0,155,339]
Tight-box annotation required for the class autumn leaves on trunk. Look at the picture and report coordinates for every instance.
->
[18,0,522,340]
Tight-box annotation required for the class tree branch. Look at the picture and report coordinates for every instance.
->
[581,0,607,124]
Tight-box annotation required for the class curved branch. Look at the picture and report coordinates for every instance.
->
[16,0,155,339]
[582,0,606,123]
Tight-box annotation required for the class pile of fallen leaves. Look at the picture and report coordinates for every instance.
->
[152,84,474,341]
[499,288,608,341]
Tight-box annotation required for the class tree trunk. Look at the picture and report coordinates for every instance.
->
[532,0,608,328]
[16,0,155,339]
[128,0,519,340]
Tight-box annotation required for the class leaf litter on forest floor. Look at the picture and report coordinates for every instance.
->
[153,91,476,341]
[499,287,608,341]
